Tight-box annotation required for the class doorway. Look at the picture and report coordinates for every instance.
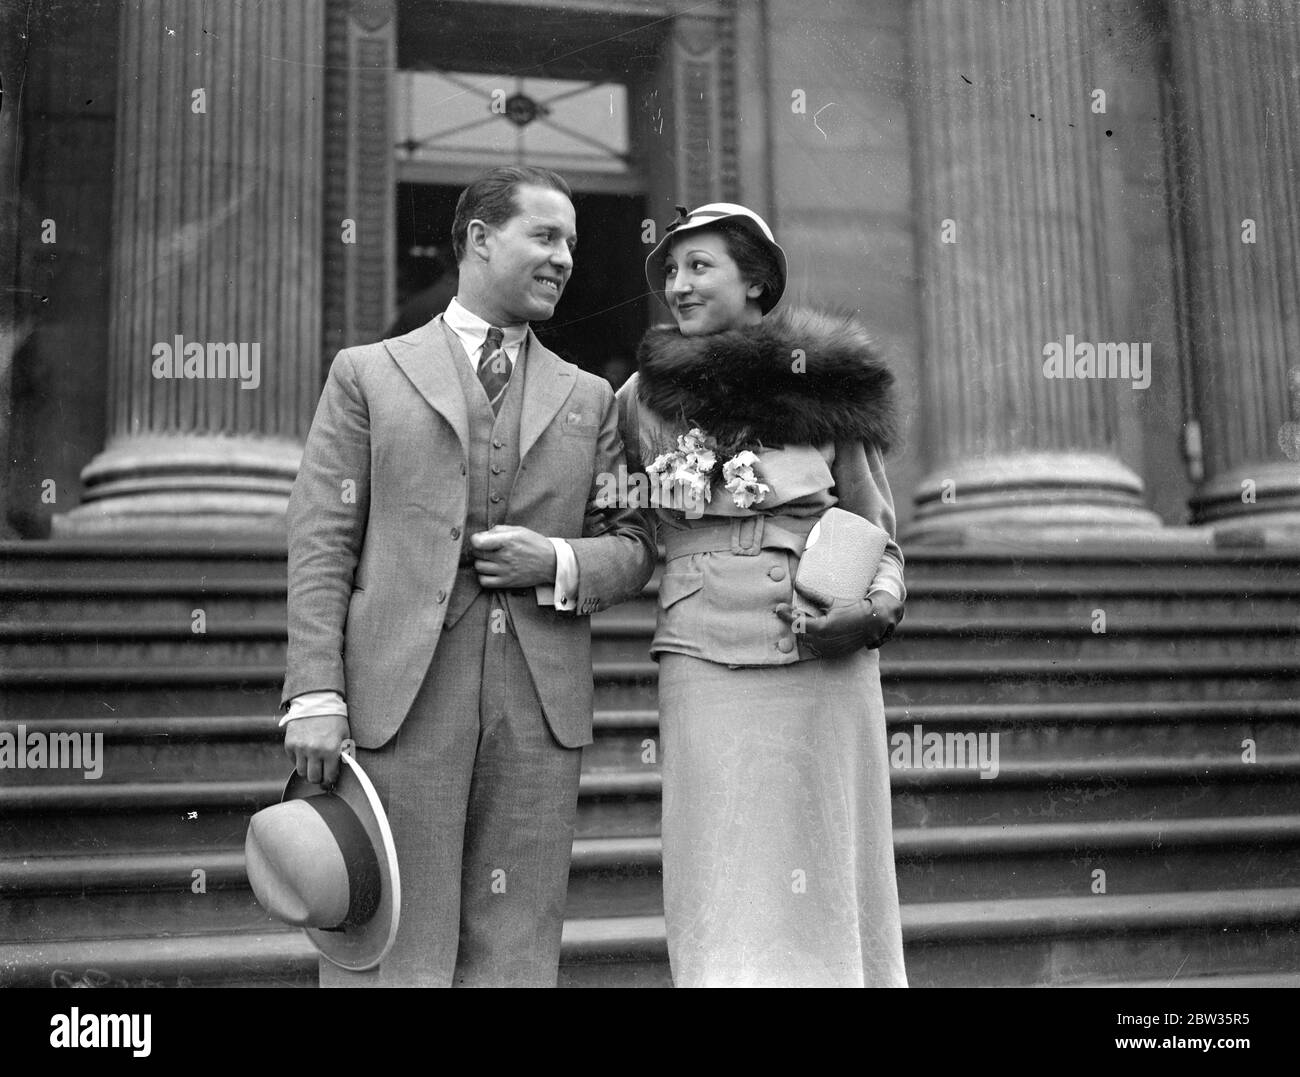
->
[394,182,647,386]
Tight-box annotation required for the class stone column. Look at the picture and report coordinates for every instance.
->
[0,0,27,538]
[906,0,1159,540]
[55,0,324,536]
[1167,0,1300,533]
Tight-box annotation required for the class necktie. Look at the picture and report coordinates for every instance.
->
[477,327,511,415]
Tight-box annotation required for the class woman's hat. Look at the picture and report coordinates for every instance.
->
[245,747,400,971]
[644,202,787,314]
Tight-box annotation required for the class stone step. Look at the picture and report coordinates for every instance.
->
[894,815,1300,902]
[0,541,290,583]
[8,580,1300,629]
[0,921,673,988]
[5,615,1297,671]
[891,757,1300,827]
[0,930,318,988]
[1,885,283,947]
[6,539,1298,583]
[591,699,1300,771]
[557,884,1300,987]
[7,882,1296,988]
[3,697,1293,788]
[880,657,1300,707]
[5,745,1299,833]
[902,886,1300,987]
[0,578,287,625]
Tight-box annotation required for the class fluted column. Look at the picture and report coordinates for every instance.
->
[1168,0,1300,531]
[55,0,324,536]
[906,0,1159,539]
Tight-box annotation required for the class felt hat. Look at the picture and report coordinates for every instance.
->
[245,748,400,971]
[644,202,787,314]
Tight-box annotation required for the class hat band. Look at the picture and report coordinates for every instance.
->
[303,794,383,929]
[665,207,732,233]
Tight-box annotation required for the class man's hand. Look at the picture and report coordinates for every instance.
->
[470,525,558,588]
[775,590,904,659]
[284,713,350,787]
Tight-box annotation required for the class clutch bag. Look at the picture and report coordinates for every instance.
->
[793,507,889,612]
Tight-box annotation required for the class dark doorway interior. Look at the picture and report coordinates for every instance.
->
[394,182,646,387]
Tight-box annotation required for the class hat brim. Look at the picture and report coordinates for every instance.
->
[644,213,787,315]
[283,752,401,972]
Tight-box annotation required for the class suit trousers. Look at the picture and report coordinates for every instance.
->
[319,590,583,987]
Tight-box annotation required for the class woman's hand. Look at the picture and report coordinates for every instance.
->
[775,590,904,658]
[861,590,904,649]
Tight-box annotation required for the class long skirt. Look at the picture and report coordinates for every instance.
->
[657,648,907,987]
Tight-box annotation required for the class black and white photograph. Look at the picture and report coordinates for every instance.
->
[0,0,1295,1043]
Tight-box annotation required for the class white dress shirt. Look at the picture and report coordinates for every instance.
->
[282,299,580,726]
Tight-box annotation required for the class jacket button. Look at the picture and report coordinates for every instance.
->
[493,438,504,449]
[491,464,502,475]
[450,527,461,540]
[768,565,787,582]
[437,590,447,603]
[491,493,502,503]
[776,637,794,653]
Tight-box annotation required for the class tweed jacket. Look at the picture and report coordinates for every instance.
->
[282,315,657,749]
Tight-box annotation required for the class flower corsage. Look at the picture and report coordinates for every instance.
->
[646,426,770,513]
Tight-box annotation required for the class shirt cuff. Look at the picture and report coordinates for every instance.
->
[536,538,578,611]
[280,690,349,727]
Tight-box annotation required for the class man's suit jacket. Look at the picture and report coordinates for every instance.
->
[282,315,657,750]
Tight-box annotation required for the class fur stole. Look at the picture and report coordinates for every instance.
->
[635,307,897,452]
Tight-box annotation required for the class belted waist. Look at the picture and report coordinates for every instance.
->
[662,514,818,561]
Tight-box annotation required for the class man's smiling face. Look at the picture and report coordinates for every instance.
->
[480,184,576,324]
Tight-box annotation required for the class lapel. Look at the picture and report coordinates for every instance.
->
[517,328,576,461]
[384,314,470,456]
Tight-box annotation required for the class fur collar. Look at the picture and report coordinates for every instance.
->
[635,307,897,452]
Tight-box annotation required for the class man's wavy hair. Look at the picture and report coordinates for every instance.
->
[451,166,573,263]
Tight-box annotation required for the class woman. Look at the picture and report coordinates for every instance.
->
[616,203,908,987]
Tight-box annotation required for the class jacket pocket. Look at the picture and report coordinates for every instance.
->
[659,567,704,609]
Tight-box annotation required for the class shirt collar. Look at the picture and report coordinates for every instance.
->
[445,297,528,350]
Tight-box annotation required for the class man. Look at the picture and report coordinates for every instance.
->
[280,166,656,987]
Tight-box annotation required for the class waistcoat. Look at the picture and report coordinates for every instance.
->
[443,321,527,627]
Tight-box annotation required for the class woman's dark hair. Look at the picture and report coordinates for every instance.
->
[664,221,782,305]
[452,166,572,263]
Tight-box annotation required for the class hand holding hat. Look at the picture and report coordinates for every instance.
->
[284,712,350,787]
[246,744,401,971]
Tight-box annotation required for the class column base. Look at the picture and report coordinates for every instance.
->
[904,451,1162,544]
[53,435,302,538]
[1190,461,1300,539]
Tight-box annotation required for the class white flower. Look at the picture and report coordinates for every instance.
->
[685,448,716,473]
[646,452,675,479]
[724,474,770,509]
[680,427,714,454]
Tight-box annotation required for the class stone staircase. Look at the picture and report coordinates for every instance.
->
[2,539,1299,987]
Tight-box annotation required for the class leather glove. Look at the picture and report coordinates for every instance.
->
[775,590,904,659]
